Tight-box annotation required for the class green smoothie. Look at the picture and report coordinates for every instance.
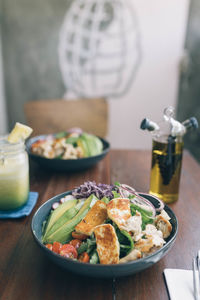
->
[0,140,29,210]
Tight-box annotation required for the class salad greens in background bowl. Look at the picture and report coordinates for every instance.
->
[26,129,110,171]
[31,182,178,278]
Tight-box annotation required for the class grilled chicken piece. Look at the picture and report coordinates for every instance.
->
[144,224,165,248]
[145,224,162,236]
[135,231,165,255]
[160,209,171,221]
[135,235,154,253]
[135,223,166,256]
[94,224,120,264]
[119,249,142,263]
[75,200,107,236]
[155,215,172,239]
[107,198,131,229]
[120,211,142,241]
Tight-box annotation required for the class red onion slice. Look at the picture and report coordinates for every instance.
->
[52,202,60,210]
[118,184,156,217]
[131,195,156,217]
[138,192,165,212]
[67,127,83,135]
[120,184,136,193]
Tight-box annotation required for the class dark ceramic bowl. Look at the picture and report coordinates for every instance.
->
[31,191,178,278]
[26,135,110,172]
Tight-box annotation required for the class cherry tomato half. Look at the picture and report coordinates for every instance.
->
[52,242,62,254]
[71,232,88,240]
[78,252,90,263]
[69,239,82,249]
[31,139,45,149]
[60,244,78,259]
[45,244,53,250]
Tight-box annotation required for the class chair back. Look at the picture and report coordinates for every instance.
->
[24,98,108,137]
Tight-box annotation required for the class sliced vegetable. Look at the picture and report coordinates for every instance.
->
[42,199,77,242]
[55,154,63,159]
[44,204,79,241]
[89,250,99,264]
[52,202,60,210]
[80,133,103,156]
[45,244,53,250]
[78,252,90,263]
[77,242,88,255]
[69,239,82,249]
[112,191,121,198]
[101,196,110,204]
[44,195,94,244]
[72,181,118,200]
[130,203,154,217]
[86,237,96,254]
[67,127,83,135]
[138,193,165,212]
[65,136,79,145]
[77,237,96,255]
[77,138,90,157]
[54,132,67,139]
[71,232,88,240]
[120,230,134,253]
[60,244,78,259]
[130,203,154,230]
[118,184,156,217]
[113,224,134,257]
[52,242,62,254]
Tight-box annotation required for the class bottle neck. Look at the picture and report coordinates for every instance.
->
[152,134,183,144]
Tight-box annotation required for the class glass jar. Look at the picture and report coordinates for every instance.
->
[0,136,29,210]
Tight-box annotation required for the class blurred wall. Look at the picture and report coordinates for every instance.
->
[177,0,200,161]
[0,28,7,134]
[1,0,69,129]
[108,0,190,149]
[1,0,190,149]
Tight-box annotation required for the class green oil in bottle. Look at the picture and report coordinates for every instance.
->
[149,139,183,203]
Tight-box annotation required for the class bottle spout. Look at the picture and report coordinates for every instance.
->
[182,117,198,130]
[140,118,159,131]
[140,107,198,140]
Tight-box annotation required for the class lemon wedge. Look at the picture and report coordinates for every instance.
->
[7,122,33,143]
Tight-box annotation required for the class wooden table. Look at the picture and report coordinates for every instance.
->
[1,150,200,300]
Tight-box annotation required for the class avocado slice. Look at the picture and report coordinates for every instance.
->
[44,194,95,244]
[77,133,103,157]
[77,138,90,157]
[43,204,80,241]
[84,133,103,156]
[42,199,77,240]
[88,135,103,156]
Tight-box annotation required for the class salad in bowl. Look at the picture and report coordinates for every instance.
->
[30,128,103,160]
[40,182,174,265]
[27,129,110,171]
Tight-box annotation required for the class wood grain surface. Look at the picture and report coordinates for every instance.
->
[0,150,200,300]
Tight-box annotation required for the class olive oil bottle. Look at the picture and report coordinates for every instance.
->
[140,107,198,203]
[149,139,183,203]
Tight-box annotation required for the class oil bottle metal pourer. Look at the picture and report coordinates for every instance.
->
[140,107,198,203]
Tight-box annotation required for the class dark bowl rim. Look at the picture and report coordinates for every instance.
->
[26,134,110,161]
[31,190,178,268]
